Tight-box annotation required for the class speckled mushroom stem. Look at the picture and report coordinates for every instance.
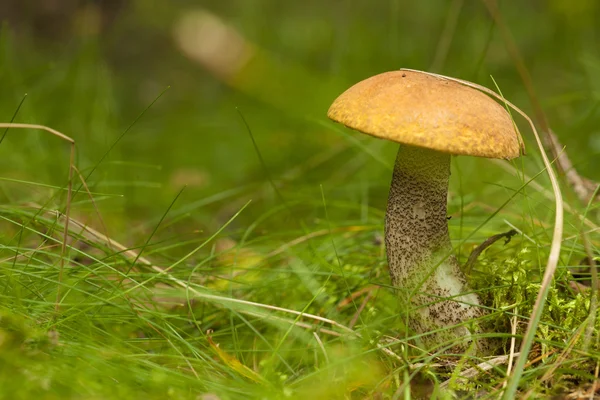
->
[385,145,485,347]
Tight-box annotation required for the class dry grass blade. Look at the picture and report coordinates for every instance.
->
[72,165,113,251]
[521,323,586,399]
[348,290,374,329]
[504,307,518,389]
[581,218,599,351]
[591,356,600,400]
[440,354,517,389]
[312,332,330,364]
[0,123,75,314]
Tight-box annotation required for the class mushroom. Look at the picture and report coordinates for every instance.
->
[327,70,523,350]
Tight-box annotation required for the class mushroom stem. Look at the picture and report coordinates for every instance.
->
[385,145,485,347]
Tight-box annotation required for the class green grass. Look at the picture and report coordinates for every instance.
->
[1,1,600,399]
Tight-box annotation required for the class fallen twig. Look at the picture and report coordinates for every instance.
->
[464,229,517,274]
[544,130,600,205]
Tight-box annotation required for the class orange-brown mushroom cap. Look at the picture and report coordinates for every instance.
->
[327,70,523,160]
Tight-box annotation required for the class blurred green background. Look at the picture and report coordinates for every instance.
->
[1,0,599,240]
[2,1,600,398]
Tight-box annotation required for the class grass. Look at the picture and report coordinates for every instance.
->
[1,2,600,399]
